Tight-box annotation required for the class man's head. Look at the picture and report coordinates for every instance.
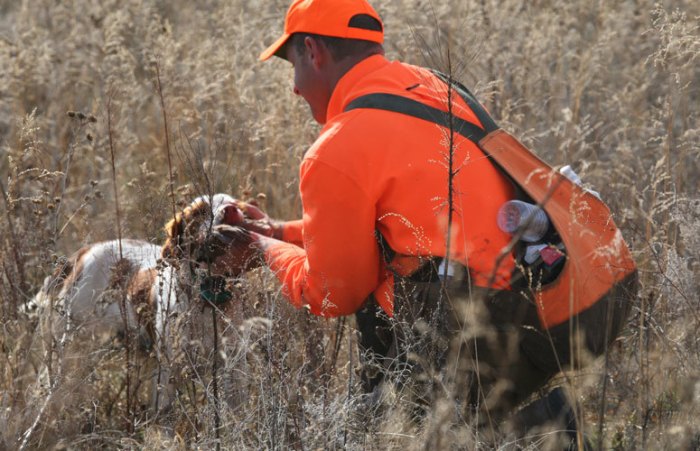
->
[260,0,384,124]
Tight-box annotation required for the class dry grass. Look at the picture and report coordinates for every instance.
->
[1,0,698,449]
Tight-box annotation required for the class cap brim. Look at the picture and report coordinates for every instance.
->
[259,33,291,61]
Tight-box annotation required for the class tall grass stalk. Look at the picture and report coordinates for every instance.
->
[106,89,134,432]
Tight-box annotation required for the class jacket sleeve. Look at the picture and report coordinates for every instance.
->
[280,219,304,247]
[262,158,381,317]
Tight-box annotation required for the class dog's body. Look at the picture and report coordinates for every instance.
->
[35,239,161,350]
[32,239,168,413]
[33,194,258,414]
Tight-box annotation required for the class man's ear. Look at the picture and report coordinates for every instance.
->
[304,36,328,70]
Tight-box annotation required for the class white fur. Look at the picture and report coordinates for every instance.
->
[149,264,221,411]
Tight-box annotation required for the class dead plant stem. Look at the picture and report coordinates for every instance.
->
[106,90,133,433]
[0,179,28,315]
[211,306,222,451]
[154,61,178,221]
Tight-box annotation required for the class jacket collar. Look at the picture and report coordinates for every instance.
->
[325,54,390,122]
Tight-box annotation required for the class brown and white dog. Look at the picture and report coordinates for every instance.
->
[32,239,164,416]
[33,194,268,414]
[34,239,161,349]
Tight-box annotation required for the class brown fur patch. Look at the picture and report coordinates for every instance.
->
[161,199,214,263]
[109,258,135,291]
[43,245,91,298]
[162,213,185,261]
[127,268,158,344]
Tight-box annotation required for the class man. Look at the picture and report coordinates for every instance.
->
[206,0,629,446]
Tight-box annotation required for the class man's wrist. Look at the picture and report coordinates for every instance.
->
[270,221,285,240]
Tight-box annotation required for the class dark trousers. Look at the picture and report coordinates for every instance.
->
[355,269,636,432]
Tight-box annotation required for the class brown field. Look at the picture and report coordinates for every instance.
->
[1,0,698,449]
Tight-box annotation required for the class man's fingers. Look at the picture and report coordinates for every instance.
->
[241,219,273,237]
[214,200,268,226]
[211,224,250,245]
[196,225,250,263]
[214,204,245,226]
[223,204,245,224]
[239,201,268,220]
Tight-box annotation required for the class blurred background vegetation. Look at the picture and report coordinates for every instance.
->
[0,0,698,449]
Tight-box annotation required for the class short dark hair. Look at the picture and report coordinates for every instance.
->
[288,33,383,62]
[283,13,384,62]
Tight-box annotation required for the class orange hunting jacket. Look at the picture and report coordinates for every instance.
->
[265,55,516,317]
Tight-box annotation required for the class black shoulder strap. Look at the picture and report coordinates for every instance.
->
[343,72,532,206]
[345,92,489,144]
[430,70,499,134]
[343,71,499,144]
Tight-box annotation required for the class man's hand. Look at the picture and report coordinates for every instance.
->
[214,200,283,239]
[197,224,263,276]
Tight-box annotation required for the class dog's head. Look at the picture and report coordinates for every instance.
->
[161,193,260,307]
[161,193,243,265]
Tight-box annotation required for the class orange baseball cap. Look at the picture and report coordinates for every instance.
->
[259,0,384,61]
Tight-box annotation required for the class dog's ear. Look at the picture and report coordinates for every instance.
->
[161,198,211,261]
[162,212,185,261]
